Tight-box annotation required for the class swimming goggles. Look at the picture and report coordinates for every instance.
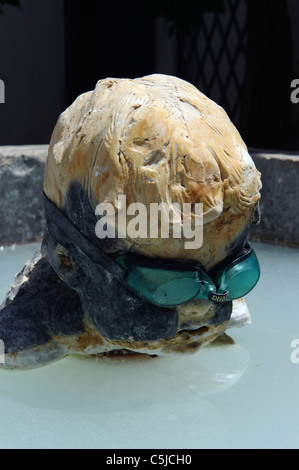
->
[116,242,260,306]
[44,192,260,308]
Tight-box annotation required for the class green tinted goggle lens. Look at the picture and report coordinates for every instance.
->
[116,245,260,307]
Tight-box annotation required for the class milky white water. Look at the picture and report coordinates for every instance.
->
[0,241,298,449]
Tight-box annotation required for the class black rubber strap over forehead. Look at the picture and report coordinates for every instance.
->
[123,250,206,272]
[123,241,252,277]
[43,191,127,282]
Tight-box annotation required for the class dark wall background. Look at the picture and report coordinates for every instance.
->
[64,0,156,106]
[0,0,299,151]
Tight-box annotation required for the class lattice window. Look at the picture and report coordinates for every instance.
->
[178,0,248,125]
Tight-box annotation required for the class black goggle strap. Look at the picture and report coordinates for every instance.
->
[122,250,207,272]
[208,242,252,280]
[43,192,127,284]
[124,242,252,274]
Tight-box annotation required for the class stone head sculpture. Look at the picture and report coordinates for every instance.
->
[0,74,261,368]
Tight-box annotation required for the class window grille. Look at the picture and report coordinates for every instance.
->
[177,0,248,125]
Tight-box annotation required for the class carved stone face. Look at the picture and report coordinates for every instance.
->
[42,74,261,357]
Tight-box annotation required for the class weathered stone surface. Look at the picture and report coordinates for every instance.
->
[0,145,47,245]
[0,249,86,369]
[39,75,261,361]
[250,150,299,247]
[0,75,262,368]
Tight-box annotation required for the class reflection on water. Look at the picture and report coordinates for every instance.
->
[0,341,250,414]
